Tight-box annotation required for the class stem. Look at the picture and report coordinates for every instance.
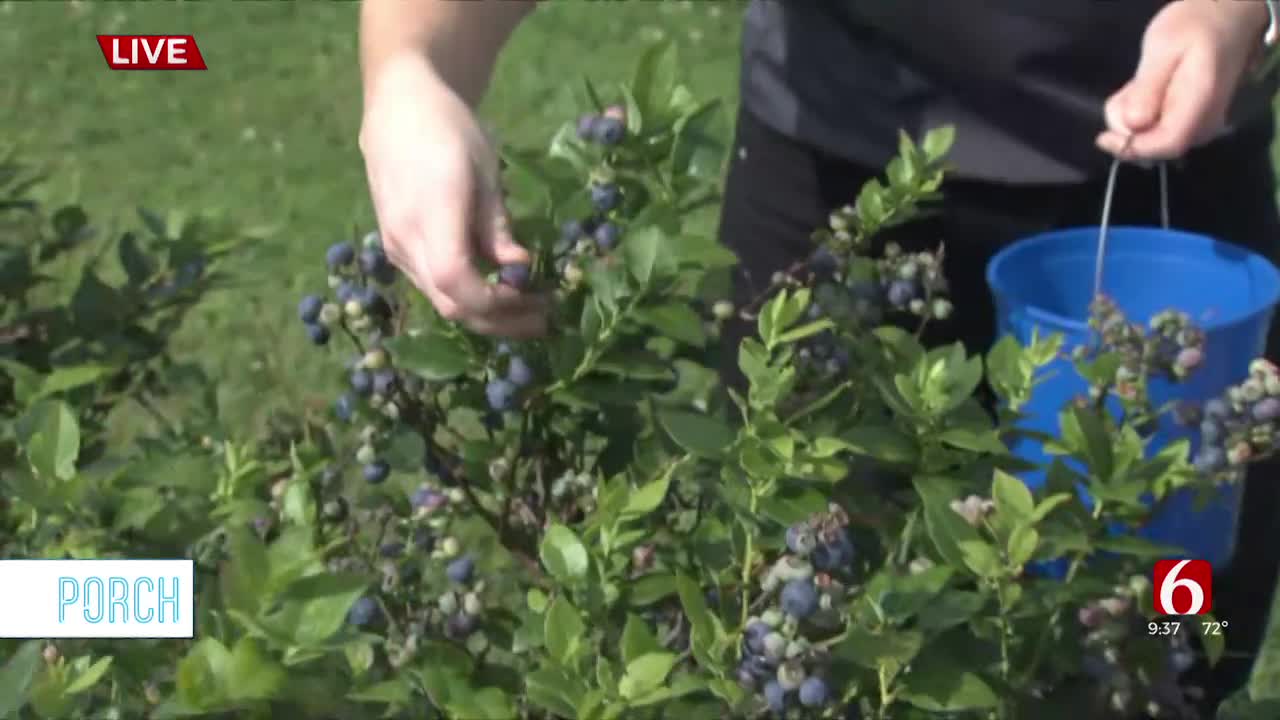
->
[739,486,760,629]
[877,664,893,719]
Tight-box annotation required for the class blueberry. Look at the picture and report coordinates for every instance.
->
[359,287,390,316]
[413,527,435,551]
[363,461,391,484]
[1201,419,1222,443]
[744,653,775,679]
[780,578,819,619]
[351,369,374,396]
[798,677,830,708]
[558,220,584,253]
[372,369,397,396]
[737,664,758,689]
[808,248,838,274]
[507,356,534,387]
[322,497,348,522]
[336,281,359,304]
[1193,446,1226,473]
[446,555,475,584]
[305,323,331,346]
[326,242,356,268]
[811,529,855,571]
[485,378,517,412]
[1204,397,1229,419]
[763,680,788,713]
[576,114,599,140]
[590,183,621,212]
[411,486,442,509]
[334,393,354,422]
[1253,397,1280,422]
[380,542,405,558]
[496,342,512,356]
[298,295,324,323]
[594,222,621,251]
[347,596,380,627]
[359,247,389,276]
[445,611,478,639]
[785,525,817,555]
[593,116,625,146]
[498,263,530,290]
[886,279,917,308]
[744,621,771,654]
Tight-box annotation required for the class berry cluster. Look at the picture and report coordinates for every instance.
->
[876,243,952,321]
[555,105,630,287]
[1075,576,1200,718]
[1078,298,1206,404]
[741,506,858,715]
[299,232,397,347]
[1193,358,1280,476]
[484,341,537,413]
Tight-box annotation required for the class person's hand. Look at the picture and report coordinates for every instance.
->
[1097,0,1269,161]
[359,52,547,338]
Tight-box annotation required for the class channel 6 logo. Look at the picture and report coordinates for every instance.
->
[1153,559,1213,615]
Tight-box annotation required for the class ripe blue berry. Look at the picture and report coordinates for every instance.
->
[594,222,621,251]
[445,611,478,639]
[485,378,517,412]
[359,287,390,316]
[1194,446,1226,473]
[780,578,819,619]
[593,117,625,146]
[507,356,534,387]
[379,542,405,558]
[744,621,771,654]
[744,653,774,679]
[560,219,584,246]
[798,677,830,707]
[785,525,817,556]
[363,460,391,484]
[326,242,356,268]
[498,263,531,290]
[334,394,354,422]
[737,664,758,689]
[351,369,374,396]
[590,183,621,212]
[347,596,379,627]
[304,323,330,346]
[1253,397,1280,422]
[811,529,855,571]
[298,295,324,323]
[1204,398,1229,419]
[359,247,388,275]
[372,369,397,397]
[886,279,917,308]
[576,114,599,140]
[763,680,788,713]
[336,281,358,304]
[446,555,475,584]
[808,248,838,274]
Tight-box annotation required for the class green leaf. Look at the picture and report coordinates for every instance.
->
[17,399,80,480]
[991,469,1035,523]
[630,40,678,124]
[63,656,112,695]
[921,125,957,161]
[525,668,583,720]
[347,678,413,705]
[657,409,734,459]
[914,476,1000,577]
[384,331,472,382]
[1006,525,1039,568]
[34,365,111,400]
[618,652,677,700]
[1092,535,1187,558]
[621,473,671,518]
[224,637,286,701]
[621,614,663,666]
[774,319,836,345]
[632,303,706,347]
[623,226,671,286]
[834,627,924,670]
[0,642,43,718]
[898,644,999,711]
[841,424,919,465]
[282,572,369,646]
[544,595,585,665]
[540,524,591,583]
[937,426,1008,456]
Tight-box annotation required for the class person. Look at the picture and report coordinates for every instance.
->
[357,0,1280,709]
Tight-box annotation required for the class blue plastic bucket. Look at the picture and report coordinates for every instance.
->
[986,226,1280,570]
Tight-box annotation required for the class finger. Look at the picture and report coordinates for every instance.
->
[1121,43,1181,132]
[1127,58,1219,160]
[474,184,531,267]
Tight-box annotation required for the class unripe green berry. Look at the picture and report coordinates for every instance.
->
[368,394,384,409]
[909,298,926,315]
[437,591,458,615]
[363,349,388,370]
[381,402,400,420]
[361,425,379,443]
[563,264,584,286]
[761,608,783,627]
[350,316,372,332]
[931,298,953,320]
[440,536,461,558]
[575,238,594,255]
[463,592,483,616]
[762,632,787,662]
[356,444,376,465]
[344,299,364,318]
[447,488,466,504]
[489,457,511,483]
[712,301,735,321]
[1243,379,1265,402]
[318,303,341,326]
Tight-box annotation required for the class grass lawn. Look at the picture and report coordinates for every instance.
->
[0,1,744,433]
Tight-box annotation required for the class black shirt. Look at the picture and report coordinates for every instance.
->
[741,0,1275,183]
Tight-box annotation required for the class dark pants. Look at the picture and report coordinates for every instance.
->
[718,106,1280,708]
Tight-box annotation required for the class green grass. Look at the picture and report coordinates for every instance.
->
[0,1,743,434]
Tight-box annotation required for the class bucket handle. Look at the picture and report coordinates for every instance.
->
[1092,137,1170,301]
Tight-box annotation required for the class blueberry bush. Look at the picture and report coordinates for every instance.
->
[4,44,1280,720]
